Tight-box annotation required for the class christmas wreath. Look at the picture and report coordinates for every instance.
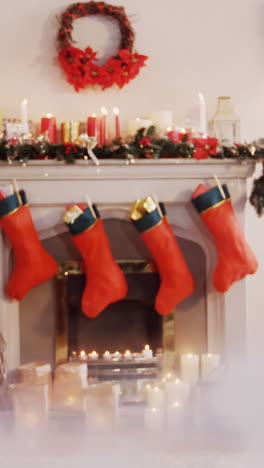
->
[57,1,148,91]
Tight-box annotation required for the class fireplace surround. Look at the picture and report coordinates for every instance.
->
[0,159,256,370]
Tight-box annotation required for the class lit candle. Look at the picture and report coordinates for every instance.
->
[88,351,99,360]
[100,107,108,146]
[201,353,220,379]
[112,107,121,139]
[41,113,57,143]
[142,344,153,359]
[87,113,98,138]
[123,350,132,360]
[112,351,121,360]
[79,350,87,361]
[144,407,164,430]
[165,378,190,405]
[180,353,199,384]
[146,386,165,408]
[198,92,207,136]
[103,351,112,360]
[166,401,185,429]
[21,98,29,134]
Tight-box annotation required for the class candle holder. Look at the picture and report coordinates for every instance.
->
[84,382,119,432]
[10,383,49,430]
[52,362,88,411]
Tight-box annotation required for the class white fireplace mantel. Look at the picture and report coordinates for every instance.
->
[0,159,257,369]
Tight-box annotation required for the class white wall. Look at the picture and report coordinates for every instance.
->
[0,0,263,359]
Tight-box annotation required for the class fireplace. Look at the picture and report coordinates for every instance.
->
[0,159,256,370]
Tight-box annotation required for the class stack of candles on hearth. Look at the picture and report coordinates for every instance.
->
[71,344,155,362]
[144,353,221,430]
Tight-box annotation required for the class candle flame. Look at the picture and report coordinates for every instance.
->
[80,350,86,357]
[125,350,131,354]
[181,128,186,133]
[104,351,110,355]
[101,107,108,115]
[91,113,96,117]
[198,92,205,102]
[175,379,180,384]
[207,353,212,357]
[145,345,150,350]
[151,408,157,413]
[112,107,119,115]
[22,98,28,106]
[172,401,181,408]
[46,113,52,118]
[187,353,193,358]
[91,351,97,355]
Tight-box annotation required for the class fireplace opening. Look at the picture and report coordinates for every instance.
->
[19,217,207,367]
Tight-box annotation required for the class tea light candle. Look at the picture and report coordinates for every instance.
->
[180,353,199,384]
[112,351,122,360]
[113,107,121,139]
[201,353,220,379]
[123,350,132,360]
[146,386,164,408]
[41,113,57,143]
[142,345,153,359]
[88,351,99,360]
[103,351,112,360]
[144,407,164,430]
[165,378,190,405]
[79,350,87,361]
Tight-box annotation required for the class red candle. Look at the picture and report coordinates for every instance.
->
[41,114,57,143]
[113,107,121,139]
[87,114,97,137]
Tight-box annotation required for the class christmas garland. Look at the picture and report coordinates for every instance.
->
[57,1,148,91]
[1,128,264,215]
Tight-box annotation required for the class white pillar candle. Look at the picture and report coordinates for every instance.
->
[165,379,190,405]
[146,386,165,408]
[127,118,152,136]
[21,98,29,134]
[144,407,164,430]
[88,351,99,360]
[149,110,173,131]
[142,344,153,359]
[166,401,185,429]
[201,353,220,379]
[180,353,199,384]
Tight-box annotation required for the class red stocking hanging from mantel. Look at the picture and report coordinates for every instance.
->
[130,196,195,316]
[0,190,58,300]
[192,183,258,292]
[64,202,127,318]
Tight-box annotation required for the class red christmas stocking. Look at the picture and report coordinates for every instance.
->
[64,203,127,318]
[130,197,195,315]
[0,191,58,300]
[192,183,258,292]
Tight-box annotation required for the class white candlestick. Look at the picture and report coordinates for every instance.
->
[198,92,207,136]
[144,407,164,430]
[146,386,165,408]
[88,351,99,360]
[21,98,29,134]
[180,353,199,384]
[142,344,153,359]
[201,353,220,379]
[165,379,190,405]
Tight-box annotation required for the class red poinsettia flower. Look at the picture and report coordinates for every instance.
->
[100,57,122,89]
[84,47,97,62]
[192,137,218,160]
[138,138,151,146]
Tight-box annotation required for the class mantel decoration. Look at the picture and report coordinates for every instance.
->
[57,1,148,91]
